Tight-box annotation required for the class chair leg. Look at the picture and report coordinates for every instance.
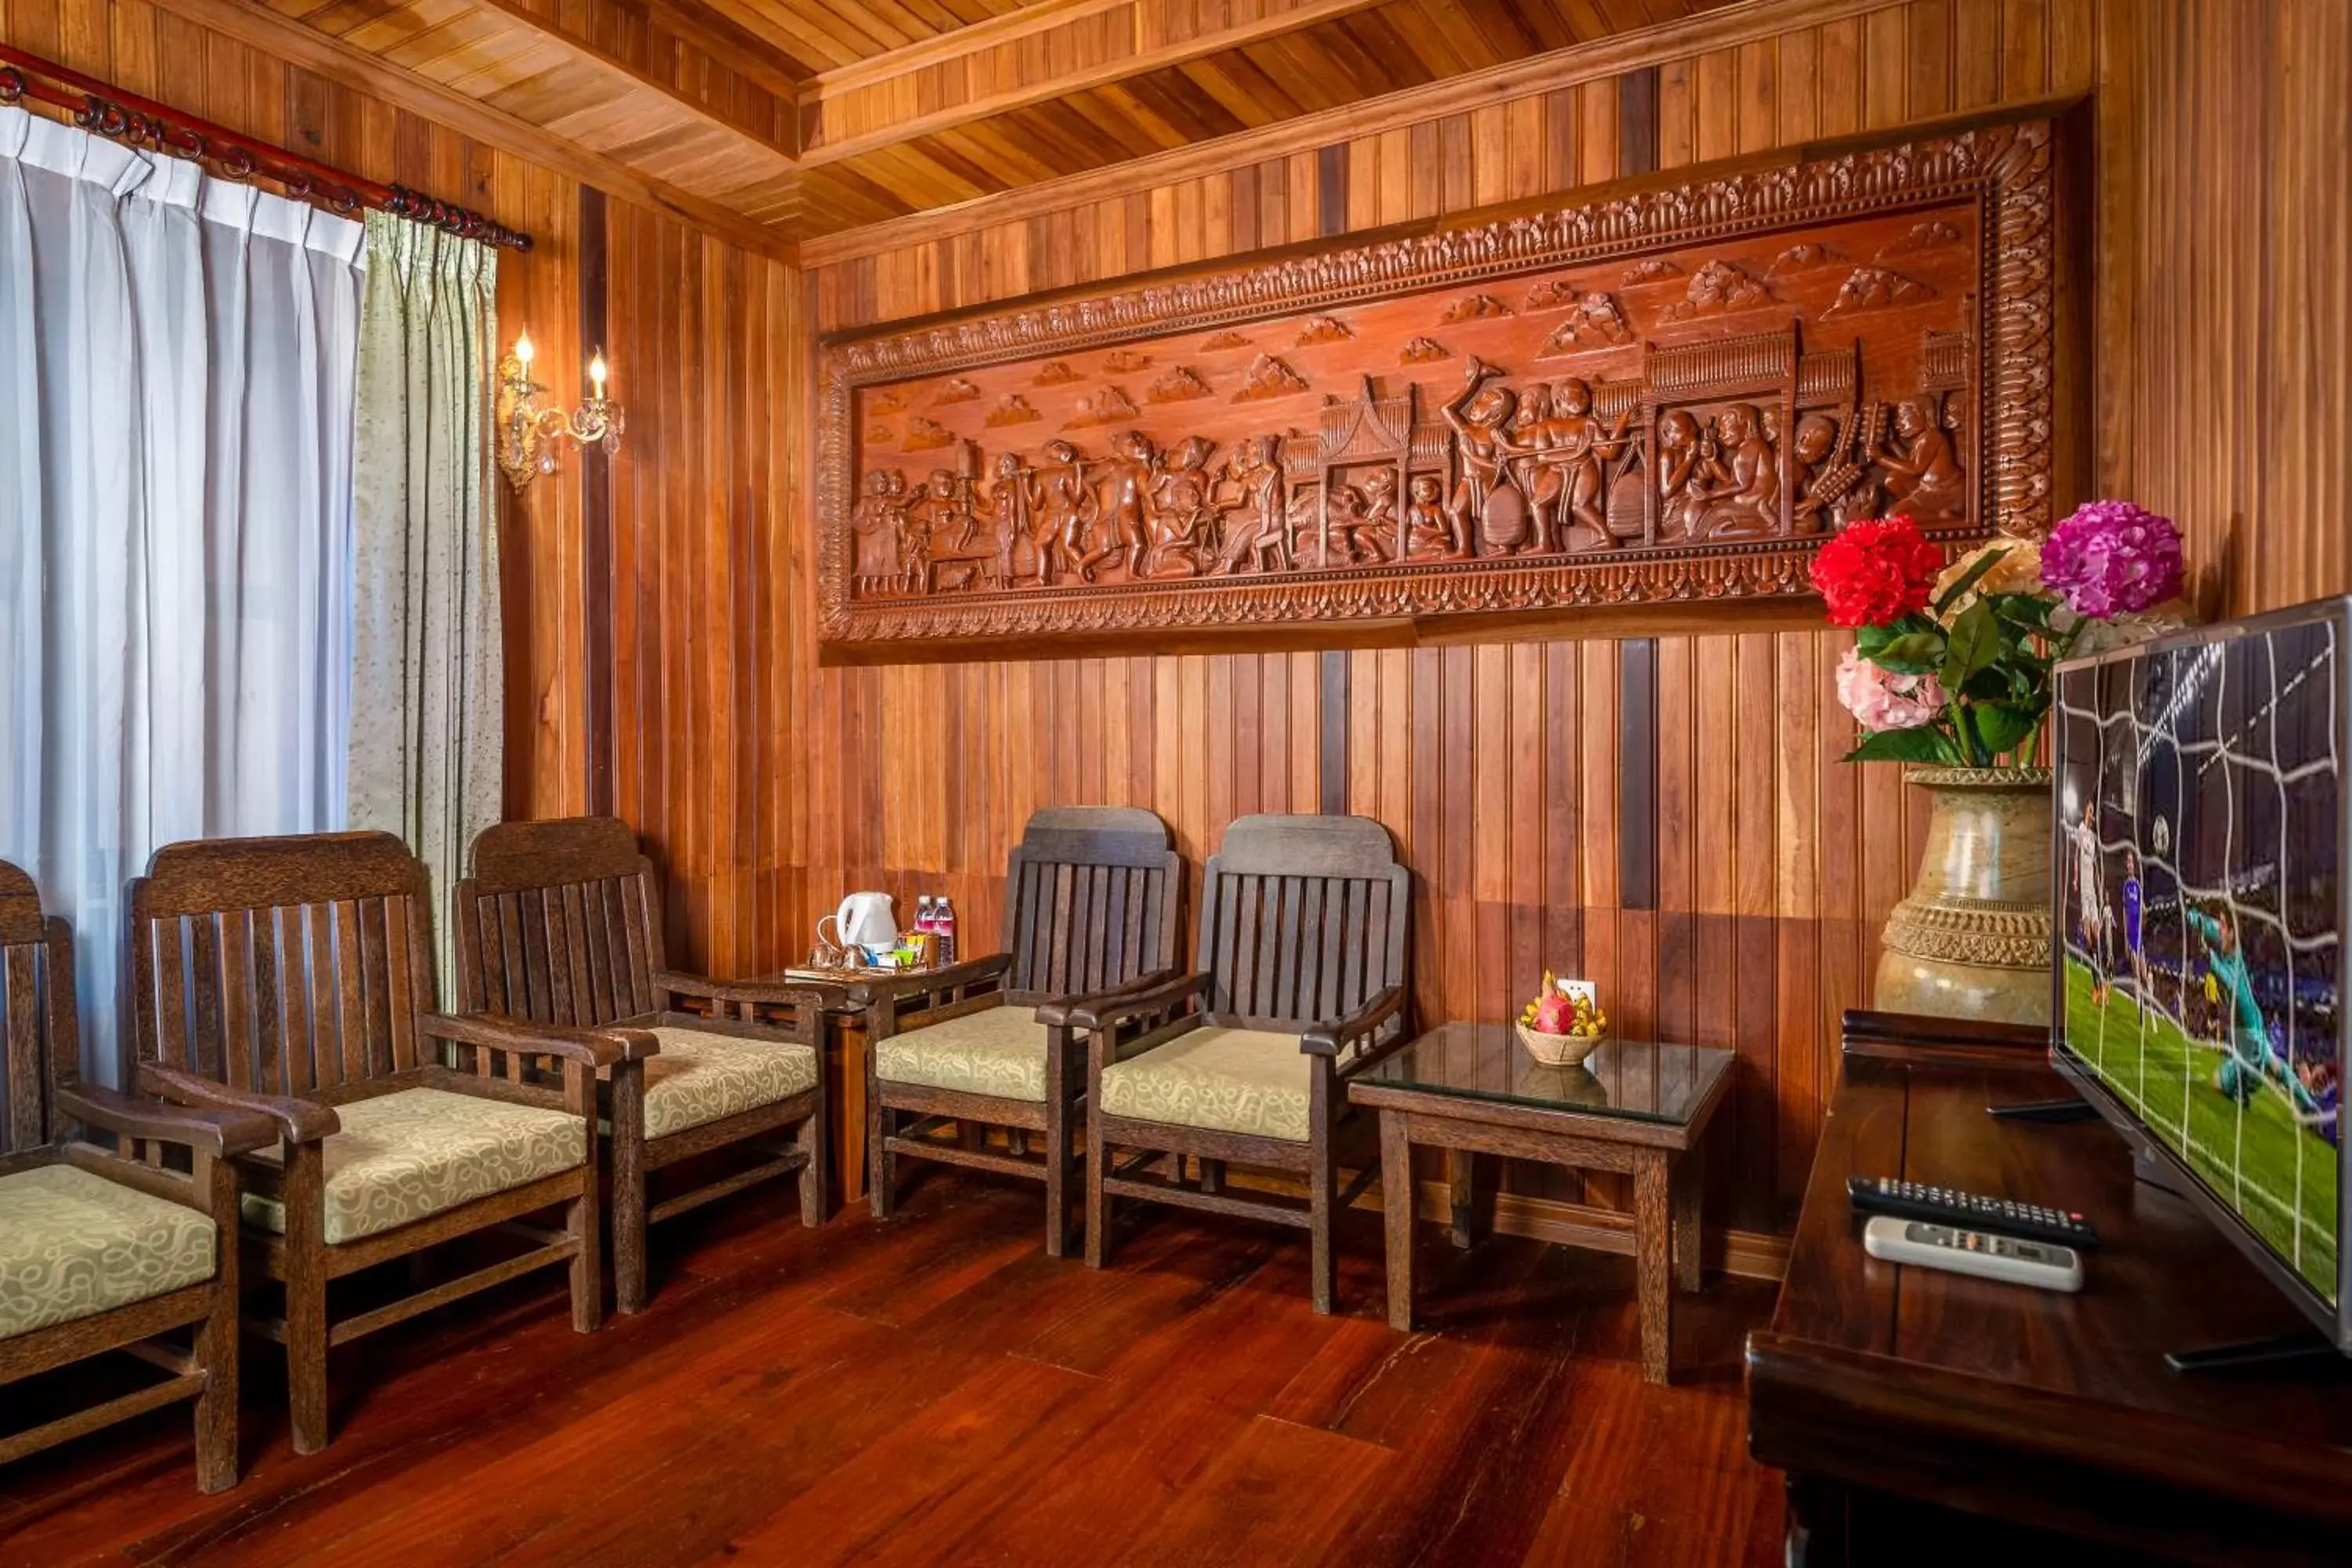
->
[283,1144,331,1456]
[1309,1148,1339,1316]
[569,1178,604,1334]
[869,1097,895,1221]
[1044,1098,1073,1259]
[797,1098,827,1229]
[1084,1123,1112,1269]
[193,1225,240,1492]
[285,1267,330,1457]
[611,1077,649,1315]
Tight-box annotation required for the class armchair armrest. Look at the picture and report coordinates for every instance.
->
[57,1082,278,1158]
[137,1062,339,1145]
[420,1011,652,1066]
[1303,985,1408,1061]
[654,969,848,1013]
[1035,967,1185,1030]
[1064,970,1210,1033]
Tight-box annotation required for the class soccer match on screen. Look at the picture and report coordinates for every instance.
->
[2056,621,2345,1302]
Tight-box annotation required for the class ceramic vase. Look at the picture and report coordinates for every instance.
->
[1871,766,2053,1026]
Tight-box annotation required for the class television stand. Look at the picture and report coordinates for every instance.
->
[2166,1330,2351,1376]
[1751,1012,2352,1568]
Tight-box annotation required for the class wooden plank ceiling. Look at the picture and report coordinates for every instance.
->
[233,0,1737,246]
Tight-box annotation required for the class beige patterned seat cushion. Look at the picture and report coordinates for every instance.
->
[241,1087,586,1246]
[874,1005,1051,1104]
[0,1164,217,1341]
[1098,1026,1312,1142]
[640,1026,820,1139]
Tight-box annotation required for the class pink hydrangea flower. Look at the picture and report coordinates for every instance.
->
[2040,500,2185,619]
[1835,647,1947,732]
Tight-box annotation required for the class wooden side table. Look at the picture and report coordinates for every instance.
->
[1350,1023,1734,1385]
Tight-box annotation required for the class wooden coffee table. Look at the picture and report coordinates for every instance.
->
[1350,1022,1734,1384]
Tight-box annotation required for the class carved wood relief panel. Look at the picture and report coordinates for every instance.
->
[816,118,2063,652]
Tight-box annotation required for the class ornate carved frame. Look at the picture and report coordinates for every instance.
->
[815,113,2065,654]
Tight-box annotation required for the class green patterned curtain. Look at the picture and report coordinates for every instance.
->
[347,212,501,1004]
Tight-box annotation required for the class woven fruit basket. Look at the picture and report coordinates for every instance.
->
[1515,1023,1606,1069]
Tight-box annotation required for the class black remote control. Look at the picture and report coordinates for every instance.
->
[1846,1175,2100,1250]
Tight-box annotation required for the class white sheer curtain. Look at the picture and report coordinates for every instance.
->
[0,106,364,1080]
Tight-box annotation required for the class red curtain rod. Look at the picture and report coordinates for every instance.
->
[0,43,532,251]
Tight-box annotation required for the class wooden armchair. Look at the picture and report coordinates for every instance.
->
[866,807,1181,1255]
[0,861,271,1492]
[1076,814,1410,1313]
[452,817,830,1314]
[125,833,620,1456]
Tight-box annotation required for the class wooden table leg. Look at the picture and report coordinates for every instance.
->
[1381,1110,1415,1333]
[1447,1147,1479,1249]
[1634,1147,1672,1385]
[1672,1142,1704,1293]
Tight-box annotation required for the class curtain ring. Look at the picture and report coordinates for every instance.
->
[0,68,25,104]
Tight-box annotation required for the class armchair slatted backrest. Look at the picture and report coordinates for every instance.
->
[1000,808,1183,1005]
[1196,815,1411,1036]
[453,818,666,1029]
[0,860,74,1167]
[127,833,437,1098]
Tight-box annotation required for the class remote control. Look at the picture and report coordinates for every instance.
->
[1862,1215,2085,1293]
[1846,1175,2100,1250]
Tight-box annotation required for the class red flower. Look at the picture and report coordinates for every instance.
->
[1809,515,1944,628]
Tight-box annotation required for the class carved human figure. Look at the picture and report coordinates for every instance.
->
[1351,468,1399,564]
[886,470,927,592]
[1789,412,1880,535]
[978,452,1044,586]
[1544,378,1633,550]
[1035,439,1099,584]
[1503,383,1558,543]
[1214,434,1290,575]
[1654,411,1708,539]
[1146,435,1214,578]
[1695,404,1781,539]
[1879,396,1966,519]
[1443,358,1526,555]
[1403,473,1462,559]
[851,469,906,590]
[1085,429,1160,580]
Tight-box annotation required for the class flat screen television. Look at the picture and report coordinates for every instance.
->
[2051,597,2350,1353]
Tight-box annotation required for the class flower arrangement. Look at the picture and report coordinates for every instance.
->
[1809,503,2187,766]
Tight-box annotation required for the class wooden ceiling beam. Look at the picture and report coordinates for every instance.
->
[150,0,800,263]
[800,0,1888,267]
[466,0,799,160]
[796,0,1394,168]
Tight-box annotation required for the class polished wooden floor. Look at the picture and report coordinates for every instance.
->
[1,1172,1784,1566]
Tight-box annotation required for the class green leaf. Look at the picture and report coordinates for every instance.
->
[1932,546,2009,614]
[1993,592,2055,630]
[1843,727,1952,764]
[1971,702,2045,757]
[1855,624,1896,658]
[1941,600,2002,689]
[1870,631,1947,674]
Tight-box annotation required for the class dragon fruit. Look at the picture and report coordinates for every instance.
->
[1530,990,1576,1035]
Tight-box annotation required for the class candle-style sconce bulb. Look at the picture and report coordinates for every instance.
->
[495,329,623,494]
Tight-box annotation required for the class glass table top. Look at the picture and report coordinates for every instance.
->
[1363,1022,1735,1127]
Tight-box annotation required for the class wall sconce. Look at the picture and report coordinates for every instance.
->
[495,332,624,492]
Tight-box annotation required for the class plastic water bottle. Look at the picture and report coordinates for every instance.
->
[914,895,935,937]
[935,898,957,966]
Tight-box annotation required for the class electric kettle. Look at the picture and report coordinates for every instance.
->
[818,891,898,963]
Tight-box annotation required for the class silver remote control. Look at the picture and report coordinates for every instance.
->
[1862,1214,2084,1292]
